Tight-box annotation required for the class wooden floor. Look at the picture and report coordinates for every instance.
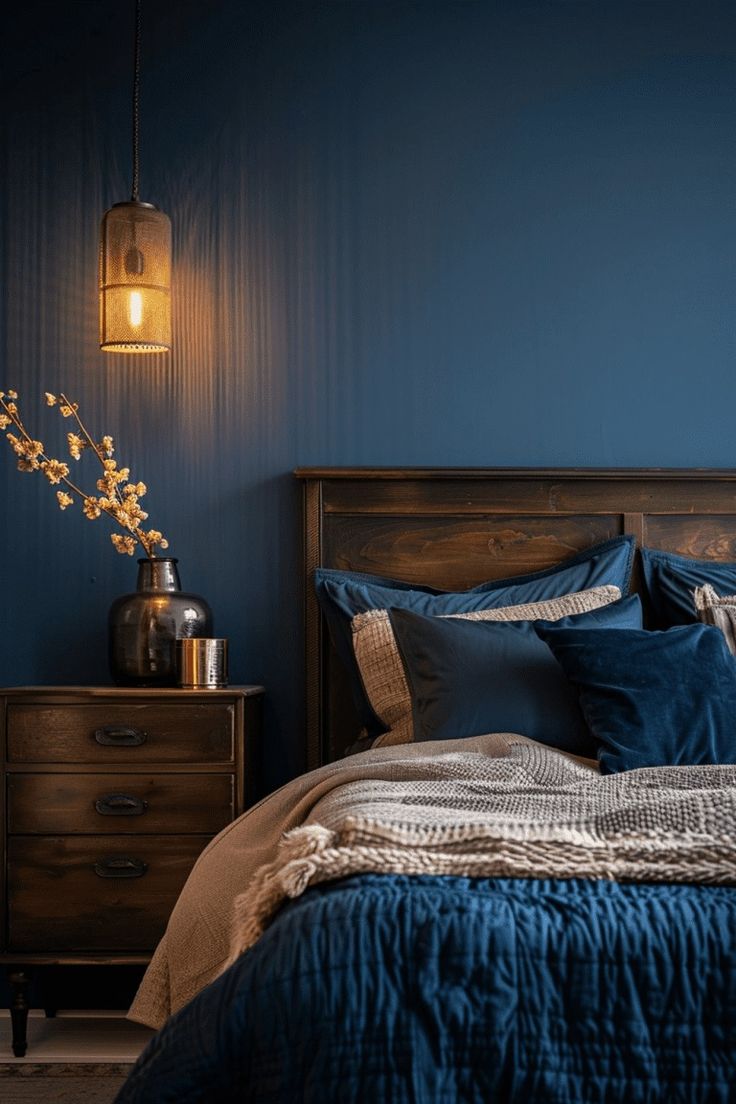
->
[0,1011,155,1103]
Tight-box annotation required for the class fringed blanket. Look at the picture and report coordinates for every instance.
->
[128,734,736,1030]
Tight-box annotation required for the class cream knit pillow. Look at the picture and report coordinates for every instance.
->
[352,584,622,748]
[694,584,736,656]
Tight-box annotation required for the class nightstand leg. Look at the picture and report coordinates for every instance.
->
[8,969,31,1057]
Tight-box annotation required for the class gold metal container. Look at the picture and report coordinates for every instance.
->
[176,638,228,688]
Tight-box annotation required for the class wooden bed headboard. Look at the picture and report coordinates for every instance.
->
[294,467,736,770]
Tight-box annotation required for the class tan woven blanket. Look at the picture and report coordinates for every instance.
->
[128,734,736,1030]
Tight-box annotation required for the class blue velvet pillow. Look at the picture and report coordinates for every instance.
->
[536,622,736,774]
[640,547,736,627]
[387,595,642,756]
[315,536,636,738]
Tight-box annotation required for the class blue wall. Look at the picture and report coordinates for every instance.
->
[2,1,735,791]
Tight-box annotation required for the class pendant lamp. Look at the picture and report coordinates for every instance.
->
[99,0,171,354]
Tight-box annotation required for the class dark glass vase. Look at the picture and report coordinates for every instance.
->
[108,557,213,687]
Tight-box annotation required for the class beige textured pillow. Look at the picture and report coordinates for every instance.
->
[352,584,622,748]
[694,584,736,656]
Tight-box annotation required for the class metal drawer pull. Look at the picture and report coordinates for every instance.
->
[94,793,148,817]
[93,857,148,879]
[94,725,147,747]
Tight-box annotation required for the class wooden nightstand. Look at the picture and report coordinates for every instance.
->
[0,685,264,1057]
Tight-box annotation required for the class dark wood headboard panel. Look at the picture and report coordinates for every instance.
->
[294,468,736,769]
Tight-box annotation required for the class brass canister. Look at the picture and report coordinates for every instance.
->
[176,638,228,688]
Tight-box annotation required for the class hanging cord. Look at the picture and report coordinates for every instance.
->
[131,0,142,202]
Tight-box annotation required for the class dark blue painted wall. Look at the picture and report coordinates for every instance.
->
[2,1,735,791]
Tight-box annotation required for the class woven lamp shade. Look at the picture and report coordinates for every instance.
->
[99,200,171,353]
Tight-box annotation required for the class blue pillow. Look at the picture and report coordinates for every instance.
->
[387,595,642,756]
[315,536,636,738]
[640,547,736,627]
[536,622,736,774]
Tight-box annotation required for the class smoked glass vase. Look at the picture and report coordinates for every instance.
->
[108,557,213,687]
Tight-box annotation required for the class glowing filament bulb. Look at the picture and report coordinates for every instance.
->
[128,291,143,327]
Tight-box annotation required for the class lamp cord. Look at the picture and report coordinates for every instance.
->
[131,0,142,202]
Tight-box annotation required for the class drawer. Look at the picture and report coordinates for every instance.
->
[8,836,208,951]
[6,703,234,763]
[8,773,234,834]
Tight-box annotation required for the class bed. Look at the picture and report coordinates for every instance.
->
[115,468,736,1103]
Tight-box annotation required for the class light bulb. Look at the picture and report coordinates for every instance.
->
[128,291,143,327]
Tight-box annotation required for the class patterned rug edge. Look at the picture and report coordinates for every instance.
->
[0,1062,134,1077]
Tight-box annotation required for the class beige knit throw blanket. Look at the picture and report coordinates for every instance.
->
[128,734,736,1030]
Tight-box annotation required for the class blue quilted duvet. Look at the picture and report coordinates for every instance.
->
[116,874,736,1103]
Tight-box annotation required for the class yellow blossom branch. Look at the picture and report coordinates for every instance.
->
[1,395,88,499]
[1,392,167,559]
[42,393,155,556]
[58,391,126,510]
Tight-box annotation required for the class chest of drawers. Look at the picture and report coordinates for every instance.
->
[0,685,264,1054]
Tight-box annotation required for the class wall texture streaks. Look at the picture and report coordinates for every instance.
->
[2,1,735,790]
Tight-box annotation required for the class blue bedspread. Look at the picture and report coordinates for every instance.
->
[116,874,736,1103]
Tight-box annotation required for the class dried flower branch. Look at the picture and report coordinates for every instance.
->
[0,389,169,559]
